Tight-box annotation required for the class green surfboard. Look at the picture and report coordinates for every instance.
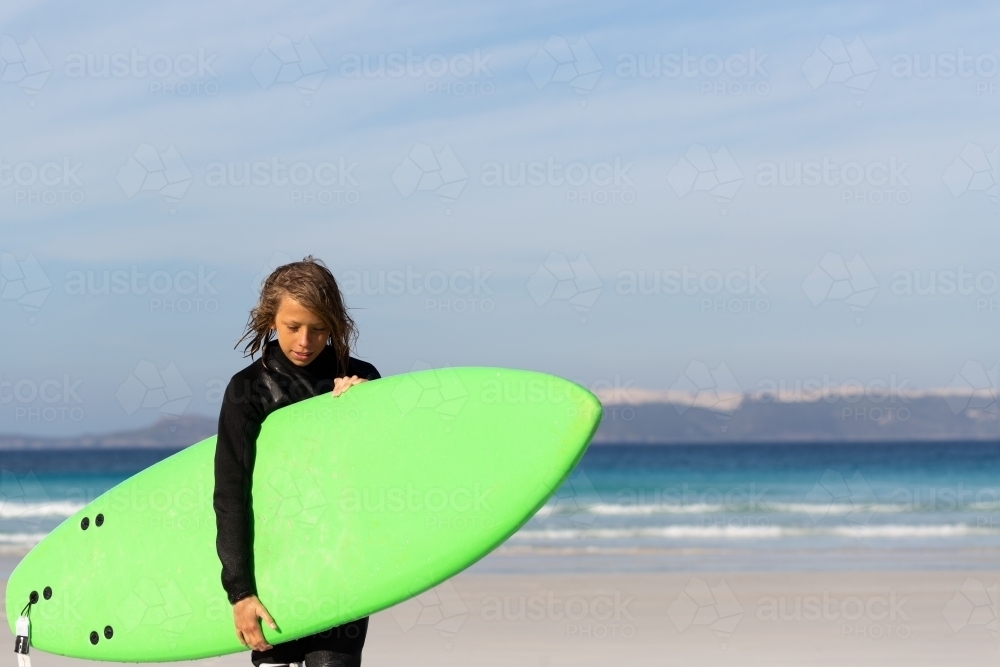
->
[5,367,600,662]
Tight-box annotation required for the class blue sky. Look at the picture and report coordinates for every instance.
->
[1,1,998,435]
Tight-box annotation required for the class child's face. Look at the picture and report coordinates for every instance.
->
[272,295,330,366]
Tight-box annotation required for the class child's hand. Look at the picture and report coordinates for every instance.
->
[232,594,276,651]
[333,375,367,397]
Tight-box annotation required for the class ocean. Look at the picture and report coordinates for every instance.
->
[3,442,999,574]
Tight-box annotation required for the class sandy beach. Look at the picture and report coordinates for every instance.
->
[4,551,999,666]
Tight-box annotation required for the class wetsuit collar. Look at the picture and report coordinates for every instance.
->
[265,339,336,378]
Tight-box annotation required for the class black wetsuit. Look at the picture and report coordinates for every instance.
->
[213,339,380,667]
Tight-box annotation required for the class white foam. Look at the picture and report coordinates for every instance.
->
[0,500,85,519]
[537,500,999,517]
[537,502,767,517]
[513,523,997,540]
[765,502,902,515]
[595,385,996,405]
[0,532,48,545]
[830,524,982,538]
[514,525,786,540]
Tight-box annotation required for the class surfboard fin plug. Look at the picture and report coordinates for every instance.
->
[14,614,31,667]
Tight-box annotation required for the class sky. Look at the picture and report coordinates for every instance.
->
[1,0,998,436]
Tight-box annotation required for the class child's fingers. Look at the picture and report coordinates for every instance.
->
[332,376,367,396]
[258,606,277,630]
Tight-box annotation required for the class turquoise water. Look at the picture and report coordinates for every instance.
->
[504,441,1000,572]
[3,443,1000,571]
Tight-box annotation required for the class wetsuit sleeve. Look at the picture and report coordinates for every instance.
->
[213,376,261,605]
[348,358,381,381]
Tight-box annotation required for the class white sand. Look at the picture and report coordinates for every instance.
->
[3,562,999,666]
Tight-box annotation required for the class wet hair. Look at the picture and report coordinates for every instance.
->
[239,256,357,371]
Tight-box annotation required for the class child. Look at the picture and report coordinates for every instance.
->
[213,256,379,667]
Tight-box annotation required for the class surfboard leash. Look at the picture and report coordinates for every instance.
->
[14,600,32,667]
